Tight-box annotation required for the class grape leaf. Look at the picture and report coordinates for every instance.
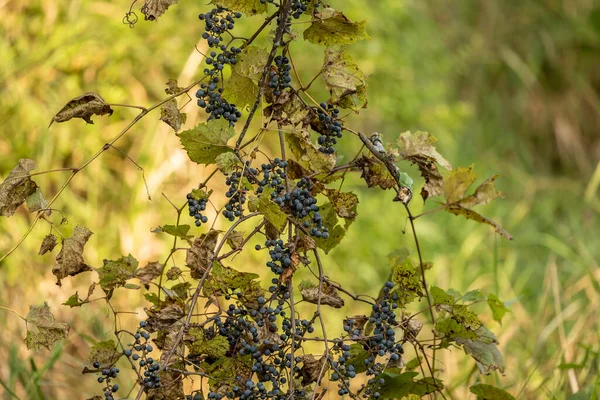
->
[38,234,58,255]
[49,92,113,126]
[135,261,163,288]
[457,336,506,375]
[443,165,477,204]
[177,119,235,165]
[445,205,513,240]
[164,78,184,95]
[140,0,179,21]
[166,266,182,281]
[377,370,441,398]
[146,370,185,400]
[322,46,367,110]
[63,283,96,308]
[323,189,358,220]
[487,293,509,325]
[297,355,328,385]
[204,260,260,297]
[248,189,288,232]
[146,297,186,332]
[186,230,221,279]
[96,254,139,291]
[212,0,267,15]
[160,99,187,132]
[26,187,49,214]
[82,340,122,373]
[300,281,345,308]
[235,45,269,80]
[358,156,396,190]
[470,384,515,400]
[458,175,503,208]
[52,225,93,286]
[152,224,193,240]
[264,91,311,126]
[24,302,69,351]
[223,71,258,108]
[216,152,241,175]
[186,327,230,358]
[303,10,370,46]
[314,202,347,254]
[285,129,336,174]
[226,230,244,249]
[390,253,423,307]
[0,159,37,217]
[397,131,451,201]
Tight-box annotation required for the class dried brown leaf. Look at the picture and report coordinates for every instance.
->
[52,226,93,286]
[0,159,37,217]
[49,93,113,126]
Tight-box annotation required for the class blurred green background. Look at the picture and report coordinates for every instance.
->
[1,0,599,399]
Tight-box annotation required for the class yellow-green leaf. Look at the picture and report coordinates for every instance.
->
[443,165,477,204]
[212,0,267,15]
[303,10,370,46]
[177,119,235,165]
[322,46,367,110]
[24,302,69,351]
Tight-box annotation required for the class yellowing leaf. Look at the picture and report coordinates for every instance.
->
[160,99,187,132]
[235,45,269,80]
[248,190,288,232]
[216,152,241,175]
[82,340,122,373]
[443,165,477,204]
[313,202,347,254]
[470,383,515,399]
[152,224,193,240]
[96,254,139,291]
[458,175,503,208]
[52,226,93,286]
[303,10,370,46]
[212,0,267,15]
[323,189,358,220]
[446,205,513,240]
[358,156,396,190]
[49,92,113,126]
[140,0,179,21]
[186,328,230,358]
[300,282,345,308]
[487,293,509,325]
[177,119,235,165]
[0,159,37,217]
[322,46,367,110]
[223,71,258,108]
[24,302,69,351]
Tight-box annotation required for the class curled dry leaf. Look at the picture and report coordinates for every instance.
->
[53,225,93,286]
[298,355,328,385]
[49,93,113,126]
[166,266,182,280]
[24,302,69,351]
[38,234,58,255]
[82,340,123,373]
[160,99,187,132]
[0,159,37,217]
[141,0,179,21]
[186,230,220,279]
[135,261,164,288]
[300,281,345,308]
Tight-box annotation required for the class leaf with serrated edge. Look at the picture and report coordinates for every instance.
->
[443,165,477,204]
[458,175,503,208]
[212,0,267,15]
[53,226,93,286]
[24,302,69,351]
[248,189,288,232]
[152,224,193,240]
[160,99,187,132]
[96,254,139,291]
[223,71,258,107]
[177,119,235,165]
[457,336,505,375]
[216,152,241,175]
[322,46,367,110]
[324,189,358,220]
[303,10,370,46]
[0,159,37,217]
[286,129,336,173]
[234,45,269,79]
[487,293,509,325]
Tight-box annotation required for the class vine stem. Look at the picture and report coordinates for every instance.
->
[311,248,330,400]
[0,78,204,265]
[0,305,26,320]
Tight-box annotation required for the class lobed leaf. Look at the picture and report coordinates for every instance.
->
[96,254,139,291]
[322,46,367,110]
[24,302,69,351]
[303,10,370,46]
[0,159,37,217]
[82,340,122,373]
[52,225,93,286]
[177,119,235,165]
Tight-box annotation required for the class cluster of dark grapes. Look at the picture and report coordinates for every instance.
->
[127,321,162,390]
[256,158,287,196]
[276,177,329,238]
[187,191,209,227]
[94,362,120,400]
[268,55,292,97]
[196,7,243,126]
[316,103,343,154]
[223,171,248,221]
[261,239,292,276]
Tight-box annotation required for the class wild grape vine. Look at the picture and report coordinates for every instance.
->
[0,1,515,399]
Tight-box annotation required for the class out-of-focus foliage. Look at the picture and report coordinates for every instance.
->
[0,0,599,399]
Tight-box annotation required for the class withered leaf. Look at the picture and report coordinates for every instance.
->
[298,355,328,385]
[0,159,37,217]
[186,230,220,279]
[226,230,244,250]
[24,302,69,351]
[160,99,187,132]
[322,46,367,110]
[49,93,113,126]
[53,226,93,286]
[63,283,96,308]
[358,156,396,190]
[145,297,185,333]
[300,281,344,308]
[285,129,336,174]
[135,261,164,288]
[82,340,122,373]
[303,10,370,46]
[38,234,58,255]
[164,78,183,95]
[446,205,513,240]
[166,266,182,281]
[146,370,185,400]
[141,0,179,21]
[97,254,139,291]
[323,189,358,220]
[26,187,50,215]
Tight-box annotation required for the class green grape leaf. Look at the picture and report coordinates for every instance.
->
[203,260,260,297]
[144,293,161,308]
[226,230,244,250]
[152,224,193,240]
[96,254,139,292]
[390,254,423,307]
[303,10,370,46]
[470,384,515,400]
[443,165,478,204]
[377,370,441,398]
[248,189,288,232]
[140,0,179,21]
[347,343,369,373]
[286,129,336,174]
[235,45,269,80]
[160,99,187,132]
[223,71,258,108]
[322,46,367,110]
[38,234,58,255]
[457,336,506,375]
[177,119,235,165]
[430,286,455,306]
[300,281,345,308]
[323,189,358,220]
[186,328,230,358]
[487,293,509,325]
[24,302,69,351]
[216,152,242,176]
[135,261,163,288]
[52,225,93,286]
[82,340,122,373]
[0,159,37,217]
[435,317,478,341]
[26,187,49,214]
[314,202,347,254]
[49,92,113,126]
[63,283,96,308]
[212,0,267,15]
[397,131,451,201]
[186,230,221,279]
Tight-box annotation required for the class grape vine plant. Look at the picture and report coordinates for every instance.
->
[0,0,515,399]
